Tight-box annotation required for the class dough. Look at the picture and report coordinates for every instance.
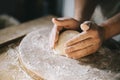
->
[18,27,120,80]
[54,30,79,56]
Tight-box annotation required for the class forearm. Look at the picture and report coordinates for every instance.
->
[74,0,98,22]
[100,13,120,40]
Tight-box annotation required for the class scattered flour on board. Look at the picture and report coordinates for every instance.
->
[19,27,120,80]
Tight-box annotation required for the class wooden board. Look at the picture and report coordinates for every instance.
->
[18,27,120,80]
[0,15,54,46]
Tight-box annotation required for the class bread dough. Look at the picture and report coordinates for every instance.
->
[19,27,120,80]
[54,30,79,56]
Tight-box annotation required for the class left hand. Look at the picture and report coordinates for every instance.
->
[50,18,80,49]
[65,21,104,59]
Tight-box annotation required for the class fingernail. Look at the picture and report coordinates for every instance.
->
[52,18,57,23]
[80,24,90,32]
[52,18,55,21]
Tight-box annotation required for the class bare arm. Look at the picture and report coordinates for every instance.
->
[100,13,120,40]
[75,0,120,40]
[50,0,99,49]
[74,0,99,22]
[50,0,120,59]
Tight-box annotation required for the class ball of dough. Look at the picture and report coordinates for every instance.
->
[54,30,79,56]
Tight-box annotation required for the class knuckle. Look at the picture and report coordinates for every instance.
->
[95,38,101,44]
[70,55,77,59]
[80,40,87,46]
[91,46,97,52]
[92,31,99,38]
[65,48,68,54]
[94,45,100,50]
[65,48,71,53]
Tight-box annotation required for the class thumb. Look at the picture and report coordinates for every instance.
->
[52,18,65,26]
[80,21,99,32]
[80,21,92,32]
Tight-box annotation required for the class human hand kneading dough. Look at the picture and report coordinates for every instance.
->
[65,21,104,59]
[50,18,104,59]
[50,0,120,59]
[50,18,80,49]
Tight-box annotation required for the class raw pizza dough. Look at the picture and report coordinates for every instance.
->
[54,30,79,56]
[19,27,120,80]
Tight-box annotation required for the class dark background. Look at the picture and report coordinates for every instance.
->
[0,0,63,22]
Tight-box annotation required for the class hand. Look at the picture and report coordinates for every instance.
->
[50,18,80,48]
[65,21,104,59]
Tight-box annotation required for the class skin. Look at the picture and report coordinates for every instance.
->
[50,0,120,59]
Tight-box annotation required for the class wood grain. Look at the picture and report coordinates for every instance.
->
[0,15,54,46]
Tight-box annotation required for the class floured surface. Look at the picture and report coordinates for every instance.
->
[19,27,120,80]
[0,46,33,80]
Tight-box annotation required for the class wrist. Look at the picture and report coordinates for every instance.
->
[99,23,110,41]
[98,26,106,42]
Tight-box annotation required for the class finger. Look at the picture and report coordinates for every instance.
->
[80,22,90,31]
[65,32,91,46]
[52,18,64,31]
[52,18,77,27]
[49,26,56,48]
[65,38,94,53]
[52,18,66,26]
[67,44,99,59]
[80,21,100,32]
[50,25,59,48]
[65,37,100,53]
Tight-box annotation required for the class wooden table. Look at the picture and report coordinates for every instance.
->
[0,15,54,48]
[0,15,120,80]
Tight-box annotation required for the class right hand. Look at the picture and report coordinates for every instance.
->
[50,18,80,49]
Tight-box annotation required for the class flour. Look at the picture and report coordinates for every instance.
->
[19,27,120,80]
[0,46,33,80]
